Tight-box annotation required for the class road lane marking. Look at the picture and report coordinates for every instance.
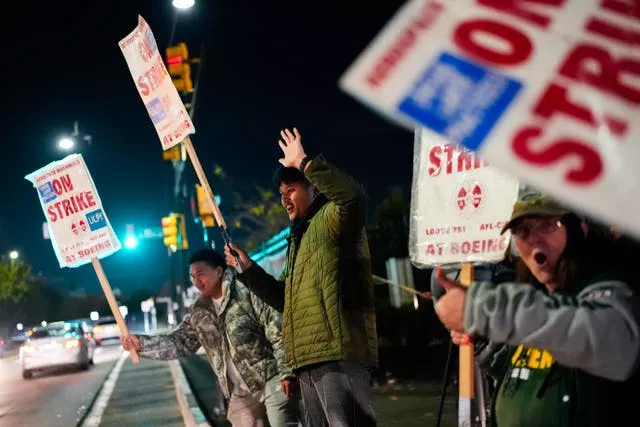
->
[80,351,127,427]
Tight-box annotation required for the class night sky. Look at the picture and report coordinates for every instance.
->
[2,0,414,294]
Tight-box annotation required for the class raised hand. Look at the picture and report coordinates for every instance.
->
[277,128,307,168]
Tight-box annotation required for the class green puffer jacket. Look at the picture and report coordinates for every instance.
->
[241,155,378,371]
[137,268,291,398]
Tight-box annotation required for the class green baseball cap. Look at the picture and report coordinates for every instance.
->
[501,191,569,235]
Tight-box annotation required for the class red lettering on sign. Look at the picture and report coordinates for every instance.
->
[559,43,640,106]
[47,191,97,222]
[454,19,533,66]
[78,240,112,258]
[428,144,485,176]
[586,17,640,46]
[51,174,74,196]
[425,242,445,256]
[477,0,566,29]
[512,126,603,184]
[366,1,444,88]
[533,83,628,136]
[450,238,508,255]
[600,0,640,20]
[136,57,167,96]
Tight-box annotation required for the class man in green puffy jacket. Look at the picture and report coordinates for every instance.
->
[225,128,378,426]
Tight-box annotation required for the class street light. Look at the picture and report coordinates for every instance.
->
[124,236,139,250]
[58,137,75,151]
[172,0,195,9]
[9,250,19,260]
[57,121,92,152]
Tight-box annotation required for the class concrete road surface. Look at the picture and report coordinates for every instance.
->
[0,344,122,427]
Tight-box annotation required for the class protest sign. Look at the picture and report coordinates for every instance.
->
[25,154,138,363]
[119,15,195,150]
[409,127,518,425]
[25,154,121,268]
[119,16,243,269]
[410,128,519,267]
[340,0,640,238]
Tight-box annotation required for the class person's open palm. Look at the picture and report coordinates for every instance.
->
[278,128,306,168]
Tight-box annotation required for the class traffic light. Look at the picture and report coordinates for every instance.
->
[195,184,213,216]
[195,184,219,228]
[161,214,178,248]
[166,42,193,94]
[161,213,188,251]
[162,145,182,162]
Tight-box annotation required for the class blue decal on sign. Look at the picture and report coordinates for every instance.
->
[146,97,166,124]
[38,182,57,204]
[144,28,158,54]
[86,209,107,231]
[398,52,523,151]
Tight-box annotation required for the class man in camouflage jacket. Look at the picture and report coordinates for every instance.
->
[122,249,299,426]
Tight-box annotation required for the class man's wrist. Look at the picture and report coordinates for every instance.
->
[298,156,311,173]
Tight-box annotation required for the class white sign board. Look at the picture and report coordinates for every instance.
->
[119,15,195,150]
[25,154,121,268]
[410,128,518,267]
[340,0,640,238]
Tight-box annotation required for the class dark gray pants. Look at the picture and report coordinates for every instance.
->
[297,361,376,427]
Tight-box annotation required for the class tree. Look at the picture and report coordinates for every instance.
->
[208,164,289,251]
[0,259,35,327]
[367,187,410,276]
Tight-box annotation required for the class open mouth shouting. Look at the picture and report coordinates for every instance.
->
[284,202,296,218]
[533,250,548,266]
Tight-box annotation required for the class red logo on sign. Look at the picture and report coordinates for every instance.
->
[456,183,484,213]
[457,187,467,210]
[138,40,154,63]
[472,184,482,208]
[71,220,88,235]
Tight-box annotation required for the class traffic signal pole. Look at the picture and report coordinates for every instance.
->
[162,41,203,321]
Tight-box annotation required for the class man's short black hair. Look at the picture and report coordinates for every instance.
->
[273,166,310,188]
[189,249,226,269]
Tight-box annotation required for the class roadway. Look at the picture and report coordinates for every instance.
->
[0,344,122,427]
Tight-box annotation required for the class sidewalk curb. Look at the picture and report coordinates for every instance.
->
[77,351,128,427]
[169,359,211,427]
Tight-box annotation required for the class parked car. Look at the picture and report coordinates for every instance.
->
[92,317,120,345]
[20,321,95,379]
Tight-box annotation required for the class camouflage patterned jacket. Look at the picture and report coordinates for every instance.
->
[137,268,291,398]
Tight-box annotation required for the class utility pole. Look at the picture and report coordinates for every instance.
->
[161,41,202,322]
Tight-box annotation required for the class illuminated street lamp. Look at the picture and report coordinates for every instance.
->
[57,121,92,152]
[58,137,75,151]
[172,0,195,9]
[124,236,139,250]
[9,250,19,260]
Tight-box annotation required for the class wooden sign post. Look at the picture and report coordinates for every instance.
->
[92,257,139,363]
[458,263,475,426]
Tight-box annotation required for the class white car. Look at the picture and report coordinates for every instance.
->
[21,322,95,379]
[92,317,121,345]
